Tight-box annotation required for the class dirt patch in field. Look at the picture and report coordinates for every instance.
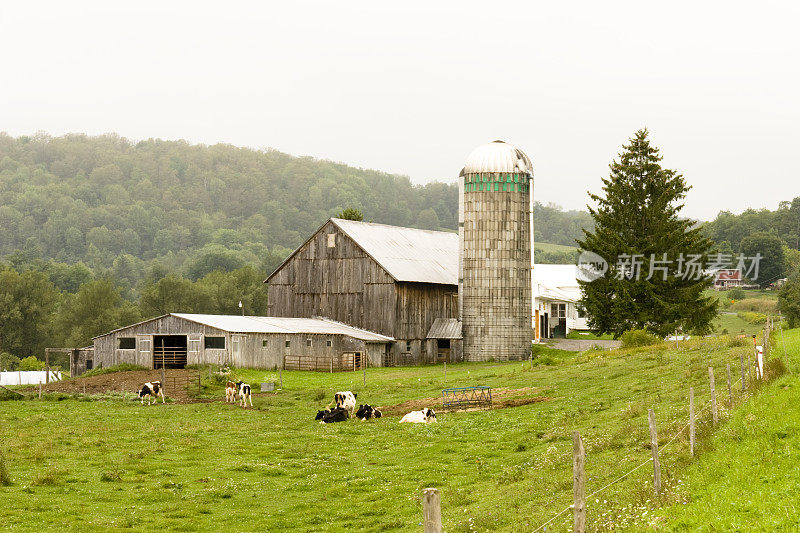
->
[30,369,201,403]
[379,387,550,416]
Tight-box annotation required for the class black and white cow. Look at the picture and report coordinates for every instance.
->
[399,408,437,424]
[138,381,165,405]
[355,404,382,421]
[315,407,349,424]
[236,381,253,408]
[330,391,357,416]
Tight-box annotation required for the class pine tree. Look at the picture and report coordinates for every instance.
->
[577,129,717,338]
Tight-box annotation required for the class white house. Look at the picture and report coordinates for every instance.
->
[533,264,590,340]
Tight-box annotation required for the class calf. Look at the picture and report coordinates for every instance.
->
[399,408,437,424]
[236,381,253,408]
[355,404,382,421]
[225,381,237,403]
[315,407,349,424]
[330,391,357,416]
[138,381,165,405]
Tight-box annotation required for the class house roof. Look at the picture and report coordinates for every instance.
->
[534,283,576,303]
[426,318,462,339]
[266,217,458,286]
[95,314,393,342]
[715,269,741,281]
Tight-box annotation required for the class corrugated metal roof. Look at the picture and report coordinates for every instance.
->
[426,318,462,339]
[173,314,393,341]
[331,218,458,285]
[460,140,533,176]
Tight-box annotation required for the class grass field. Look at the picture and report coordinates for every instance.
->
[0,330,794,532]
[533,242,577,254]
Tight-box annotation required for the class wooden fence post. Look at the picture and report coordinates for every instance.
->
[161,364,166,399]
[45,350,50,384]
[689,387,695,457]
[39,381,42,400]
[726,363,732,405]
[709,367,718,425]
[573,432,586,533]
[444,361,446,379]
[648,409,661,494]
[279,363,283,389]
[198,372,201,395]
[422,488,442,533]
[740,351,746,391]
[363,360,366,387]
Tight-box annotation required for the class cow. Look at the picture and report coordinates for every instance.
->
[399,408,437,424]
[355,404,382,421]
[138,381,165,405]
[315,407,349,424]
[225,381,237,403]
[236,381,253,408]
[329,391,357,416]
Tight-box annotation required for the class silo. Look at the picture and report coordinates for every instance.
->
[458,140,533,361]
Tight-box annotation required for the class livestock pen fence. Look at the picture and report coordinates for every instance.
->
[420,316,787,533]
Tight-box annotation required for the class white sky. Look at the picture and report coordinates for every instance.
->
[1,1,798,221]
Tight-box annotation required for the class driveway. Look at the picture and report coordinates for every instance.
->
[546,338,622,351]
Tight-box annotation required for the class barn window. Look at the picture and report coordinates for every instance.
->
[306,338,312,347]
[326,339,332,347]
[118,337,136,350]
[205,337,225,349]
[405,341,412,352]
[285,340,291,348]
[327,233,336,247]
[86,359,93,370]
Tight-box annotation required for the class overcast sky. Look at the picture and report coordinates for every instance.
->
[1,1,797,221]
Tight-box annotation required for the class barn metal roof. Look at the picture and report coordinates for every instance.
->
[94,314,393,342]
[426,318,462,339]
[331,218,458,285]
[172,314,393,341]
[460,140,533,176]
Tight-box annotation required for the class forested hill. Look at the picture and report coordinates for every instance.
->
[0,133,592,283]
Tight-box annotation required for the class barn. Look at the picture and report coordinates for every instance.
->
[266,217,463,365]
[81,313,393,376]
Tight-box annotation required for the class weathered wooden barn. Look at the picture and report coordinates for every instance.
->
[266,218,463,365]
[81,313,393,376]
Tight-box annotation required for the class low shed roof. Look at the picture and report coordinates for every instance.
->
[95,314,393,343]
[426,318,462,339]
[172,314,393,342]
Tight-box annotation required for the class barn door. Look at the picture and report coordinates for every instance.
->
[231,335,242,365]
[137,335,151,367]
[187,334,202,365]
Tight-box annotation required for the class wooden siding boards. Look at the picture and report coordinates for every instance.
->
[267,220,459,365]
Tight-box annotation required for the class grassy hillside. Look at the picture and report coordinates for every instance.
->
[1,330,788,531]
[655,327,800,530]
[534,242,577,253]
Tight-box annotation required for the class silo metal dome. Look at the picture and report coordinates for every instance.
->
[458,140,533,362]
[460,140,533,176]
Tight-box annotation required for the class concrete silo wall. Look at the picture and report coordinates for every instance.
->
[461,173,532,361]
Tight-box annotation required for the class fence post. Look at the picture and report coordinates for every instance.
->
[444,361,446,379]
[422,488,442,533]
[279,362,283,389]
[39,381,42,400]
[740,350,746,391]
[45,350,50,384]
[573,432,586,533]
[689,387,695,457]
[363,359,366,387]
[198,372,201,395]
[648,409,661,494]
[726,363,732,405]
[709,367,718,425]
[161,364,166,399]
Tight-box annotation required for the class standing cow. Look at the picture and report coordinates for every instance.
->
[138,381,165,405]
[225,381,237,403]
[236,381,253,408]
[329,391,357,417]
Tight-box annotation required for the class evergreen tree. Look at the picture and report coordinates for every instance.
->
[577,129,717,338]
[336,207,363,221]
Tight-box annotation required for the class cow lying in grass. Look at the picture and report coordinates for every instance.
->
[329,391,357,416]
[399,408,437,423]
[315,407,349,424]
[355,404,382,421]
[236,381,253,408]
[138,381,165,405]
[225,381,237,403]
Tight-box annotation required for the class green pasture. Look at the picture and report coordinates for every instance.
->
[533,242,577,254]
[0,330,795,532]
